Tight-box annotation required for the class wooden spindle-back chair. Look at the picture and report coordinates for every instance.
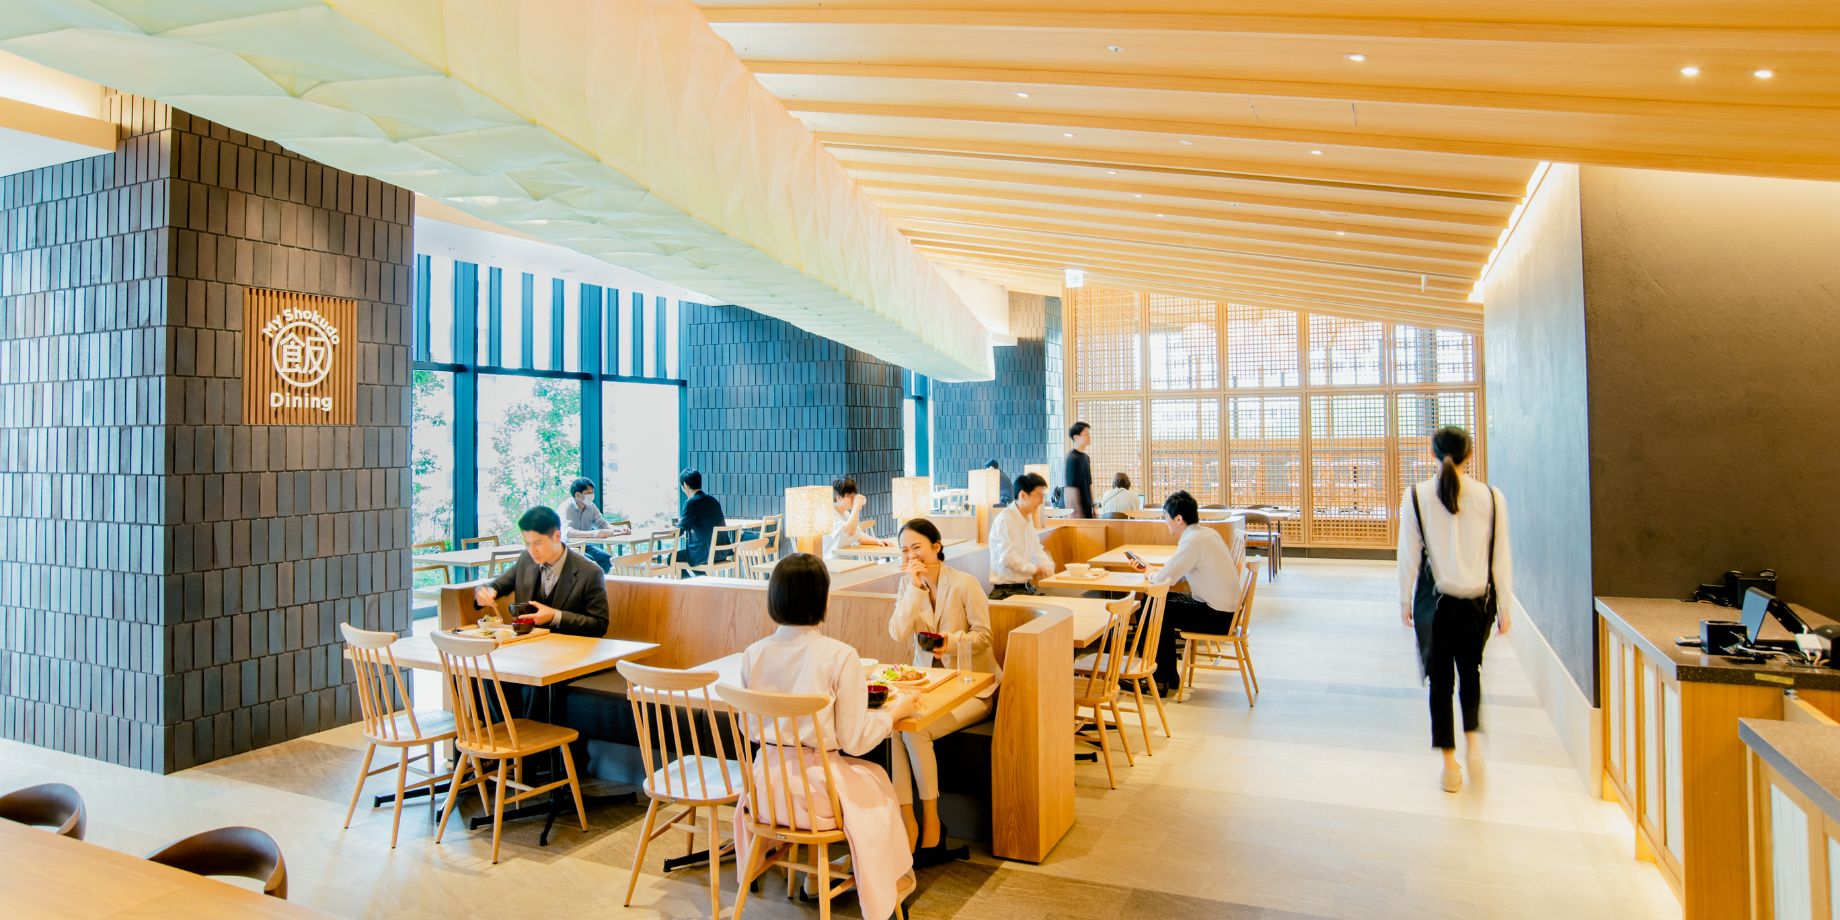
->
[340,624,458,848]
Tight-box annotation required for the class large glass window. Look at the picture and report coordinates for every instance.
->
[411,370,455,554]
[1067,284,1480,546]
[602,381,680,530]
[477,376,582,542]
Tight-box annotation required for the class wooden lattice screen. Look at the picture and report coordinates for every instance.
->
[1065,284,1483,547]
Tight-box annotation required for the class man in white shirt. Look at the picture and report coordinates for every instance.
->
[1126,490,1245,696]
[987,472,1055,600]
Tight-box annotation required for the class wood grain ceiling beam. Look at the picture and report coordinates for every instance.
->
[848,166,1509,227]
[908,236,1471,310]
[867,190,1497,248]
[789,99,1840,178]
[759,61,1840,124]
[820,132,1528,198]
[872,199,1479,261]
[904,228,1474,296]
[891,214,1480,277]
[702,8,1840,53]
[927,253,1482,329]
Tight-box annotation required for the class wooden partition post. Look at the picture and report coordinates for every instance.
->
[990,607,1075,862]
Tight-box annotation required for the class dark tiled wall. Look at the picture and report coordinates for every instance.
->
[0,96,413,772]
[0,97,172,771]
[680,304,904,530]
[932,293,1062,488]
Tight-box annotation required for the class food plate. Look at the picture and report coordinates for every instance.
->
[872,663,928,687]
[1063,569,1109,579]
[453,626,551,645]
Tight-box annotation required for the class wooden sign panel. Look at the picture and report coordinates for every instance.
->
[242,289,357,425]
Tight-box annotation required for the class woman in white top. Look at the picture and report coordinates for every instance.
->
[1396,426,1514,794]
[1096,472,1142,516]
[822,477,888,559]
[886,518,1001,864]
[736,554,919,918]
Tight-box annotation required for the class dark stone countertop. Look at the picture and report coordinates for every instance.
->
[1595,596,1840,691]
[1740,718,1840,822]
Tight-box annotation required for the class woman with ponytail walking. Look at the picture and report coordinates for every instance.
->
[1397,426,1513,793]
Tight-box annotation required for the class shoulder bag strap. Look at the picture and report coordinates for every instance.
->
[1410,483,1430,571]
[1486,487,1498,597]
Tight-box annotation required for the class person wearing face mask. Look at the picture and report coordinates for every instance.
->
[886,518,1000,865]
[822,477,888,559]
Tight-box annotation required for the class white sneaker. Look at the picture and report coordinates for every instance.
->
[1440,764,1463,793]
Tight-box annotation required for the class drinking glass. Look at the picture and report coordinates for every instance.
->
[955,642,973,684]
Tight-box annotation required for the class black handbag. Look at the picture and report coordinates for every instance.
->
[1409,485,1498,678]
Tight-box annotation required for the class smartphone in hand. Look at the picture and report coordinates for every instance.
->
[1124,549,1145,570]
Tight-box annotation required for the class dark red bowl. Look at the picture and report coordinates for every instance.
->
[916,631,946,652]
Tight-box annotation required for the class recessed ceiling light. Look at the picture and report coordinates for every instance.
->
[1133,193,1143,198]
[1309,149,1324,156]
[1062,132,1075,138]
[1754,68,1776,79]
[1178,139,1194,145]
[1679,66,1701,77]
[1107,170,1117,175]
[1345,53,1367,63]
[1014,91,1031,99]
[1156,213,1165,218]
[1107,45,1124,53]
[1335,231,1346,236]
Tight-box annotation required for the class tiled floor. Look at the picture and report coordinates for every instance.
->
[0,560,1678,919]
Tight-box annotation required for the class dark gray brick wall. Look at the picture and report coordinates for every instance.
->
[932,294,1063,489]
[681,303,904,530]
[0,95,413,773]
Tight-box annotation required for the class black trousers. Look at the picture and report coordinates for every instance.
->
[1426,595,1490,749]
[1155,593,1235,692]
[988,583,1038,601]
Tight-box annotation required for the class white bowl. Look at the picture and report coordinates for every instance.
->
[1064,563,1092,577]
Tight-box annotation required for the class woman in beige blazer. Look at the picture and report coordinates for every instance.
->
[886,518,1001,864]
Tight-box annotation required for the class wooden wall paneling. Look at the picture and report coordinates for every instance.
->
[1679,680,1791,918]
[990,608,1075,863]
[241,288,358,426]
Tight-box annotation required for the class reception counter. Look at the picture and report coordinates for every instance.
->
[1596,596,1840,919]
[1741,710,1840,919]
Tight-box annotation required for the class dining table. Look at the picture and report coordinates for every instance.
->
[694,653,996,734]
[1087,543,1178,570]
[412,544,523,577]
[350,631,659,844]
[1037,567,1164,594]
[831,537,968,561]
[995,594,1116,647]
[0,818,332,918]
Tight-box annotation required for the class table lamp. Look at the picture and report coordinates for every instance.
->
[1022,463,1052,526]
[967,468,1002,543]
[784,485,833,556]
[892,476,931,525]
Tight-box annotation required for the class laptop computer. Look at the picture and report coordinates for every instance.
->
[1742,587,1808,651]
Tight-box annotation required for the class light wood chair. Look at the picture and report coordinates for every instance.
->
[0,782,86,839]
[411,539,454,582]
[340,624,459,848]
[758,515,783,555]
[689,524,748,577]
[147,826,287,899]
[618,662,744,917]
[735,538,776,581]
[462,535,516,577]
[611,547,683,579]
[1180,566,1261,706]
[715,683,909,920]
[1240,510,1283,579]
[1076,583,1172,754]
[432,632,587,863]
[1073,600,1136,788]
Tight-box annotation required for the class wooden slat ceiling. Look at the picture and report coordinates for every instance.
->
[693,1,1840,329]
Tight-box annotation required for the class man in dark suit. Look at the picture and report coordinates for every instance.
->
[677,468,726,569]
[473,506,609,637]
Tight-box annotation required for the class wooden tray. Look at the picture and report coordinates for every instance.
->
[452,626,552,645]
